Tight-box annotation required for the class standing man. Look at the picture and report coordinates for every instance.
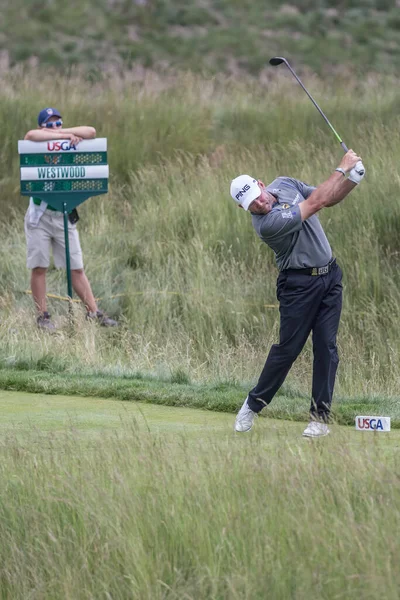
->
[230,150,365,437]
[24,107,117,329]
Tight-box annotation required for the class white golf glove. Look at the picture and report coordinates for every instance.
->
[348,161,365,184]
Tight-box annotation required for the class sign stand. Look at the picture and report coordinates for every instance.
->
[18,139,109,308]
[62,202,73,301]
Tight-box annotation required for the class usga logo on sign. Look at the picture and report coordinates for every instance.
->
[47,141,77,152]
[355,416,391,432]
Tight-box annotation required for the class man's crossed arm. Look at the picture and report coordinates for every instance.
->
[24,126,96,145]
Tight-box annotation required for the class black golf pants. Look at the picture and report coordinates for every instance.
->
[247,262,343,421]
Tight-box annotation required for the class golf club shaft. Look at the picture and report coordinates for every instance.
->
[271,58,348,153]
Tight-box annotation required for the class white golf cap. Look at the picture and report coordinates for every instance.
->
[230,174,260,211]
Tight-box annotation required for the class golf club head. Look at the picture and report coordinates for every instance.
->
[269,57,286,66]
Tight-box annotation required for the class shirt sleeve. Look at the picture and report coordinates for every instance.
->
[279,177,316,199]
[259,206,303,241]
[297,180,316,199]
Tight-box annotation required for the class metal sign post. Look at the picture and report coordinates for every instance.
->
[63,201,73,299]
[18,138,109,304]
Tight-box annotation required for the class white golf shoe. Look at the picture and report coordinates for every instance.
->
[234,397,257,432]
[302,421,330,438]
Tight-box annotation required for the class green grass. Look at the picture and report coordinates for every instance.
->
[0,389,236,435]
[2,0,400,76]
[2,19,400,598]
[0,390,399,599]
[1,71,400,414]
[0,388,398,439]
[0,369,398,427]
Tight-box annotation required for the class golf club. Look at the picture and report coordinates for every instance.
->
[269,56,349,153]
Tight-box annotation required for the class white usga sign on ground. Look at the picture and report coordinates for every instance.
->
[355,416,391,432]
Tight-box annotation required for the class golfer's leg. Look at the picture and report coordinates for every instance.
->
[311,265,343,421]
[247,273,324,413]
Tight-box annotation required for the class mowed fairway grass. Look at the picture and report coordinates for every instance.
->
[1,392,400,599]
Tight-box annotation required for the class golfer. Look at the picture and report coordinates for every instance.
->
[230,150,365,437]
[24,107,117,329]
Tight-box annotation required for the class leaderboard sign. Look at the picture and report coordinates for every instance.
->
[18,138,109,211]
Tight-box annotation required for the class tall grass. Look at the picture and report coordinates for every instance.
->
[3,0,400,76]
[0,424,399,599]
[1,69,400,401]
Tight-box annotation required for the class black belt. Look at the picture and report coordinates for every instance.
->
[284,258,336,276]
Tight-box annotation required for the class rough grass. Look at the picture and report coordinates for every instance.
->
[1,0,400,76]
[0,402,399,599]
[1,71,400,412]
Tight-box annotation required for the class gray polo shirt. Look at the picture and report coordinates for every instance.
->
[251,177,332,271]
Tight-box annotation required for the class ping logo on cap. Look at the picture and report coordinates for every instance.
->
[230,175,259,210]
[235,184,251,201]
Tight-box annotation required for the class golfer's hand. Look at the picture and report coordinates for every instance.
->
[348,161,365,184]
[338,150,362,174]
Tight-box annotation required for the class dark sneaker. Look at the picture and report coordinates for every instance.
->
[86,310,118,327]
[37,312,56,331]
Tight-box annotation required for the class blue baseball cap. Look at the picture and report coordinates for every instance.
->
[38,107,62,127]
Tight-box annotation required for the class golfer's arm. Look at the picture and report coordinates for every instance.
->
[299,173,357,221]
[60,126,96,138]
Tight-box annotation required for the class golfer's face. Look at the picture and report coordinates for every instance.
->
[248,187,276,215]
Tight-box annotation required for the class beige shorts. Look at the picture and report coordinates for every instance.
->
[24,209,84,270]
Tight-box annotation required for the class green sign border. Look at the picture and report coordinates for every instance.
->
[20,152,107,167]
